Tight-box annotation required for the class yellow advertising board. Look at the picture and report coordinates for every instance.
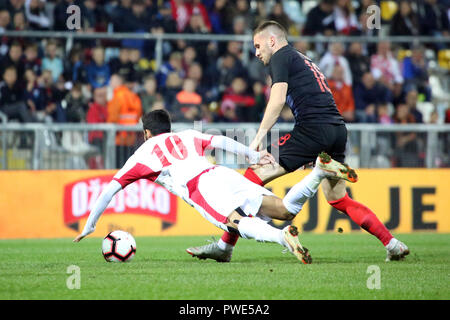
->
[0,169,449,239]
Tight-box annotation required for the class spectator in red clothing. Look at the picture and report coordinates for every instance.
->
[86,87,108,158]
[334,0,359,35]
[328,65,355,123]
[171,0,211,33]
[221,77,256,122]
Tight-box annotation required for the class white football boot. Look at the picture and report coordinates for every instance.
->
[385,238,410,261]
[282,225,312,264]
[186,241,232,263]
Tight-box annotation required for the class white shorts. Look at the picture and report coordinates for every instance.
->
[185,166,274,231]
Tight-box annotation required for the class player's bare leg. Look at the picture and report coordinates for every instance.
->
[322,178,409,261]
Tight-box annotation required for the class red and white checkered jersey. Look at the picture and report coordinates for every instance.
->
[113,129,215,193]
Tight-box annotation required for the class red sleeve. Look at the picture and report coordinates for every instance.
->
[113,163,160,189]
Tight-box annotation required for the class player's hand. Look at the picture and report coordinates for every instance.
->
[73,234,86,242]
[258,150,276,165]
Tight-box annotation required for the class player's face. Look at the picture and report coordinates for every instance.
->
[253,33,272,66]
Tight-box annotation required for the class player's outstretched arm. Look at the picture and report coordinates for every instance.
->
[250,82,287,150]
[210,135,265,164]
[73,180,122,242]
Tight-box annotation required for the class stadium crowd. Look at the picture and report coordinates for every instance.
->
[0,0,449,130]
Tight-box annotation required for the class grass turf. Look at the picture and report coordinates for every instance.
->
[0,233,448,300]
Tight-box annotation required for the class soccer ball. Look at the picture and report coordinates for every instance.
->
[102,230,136,262]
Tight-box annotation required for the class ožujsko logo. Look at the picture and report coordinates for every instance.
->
[63,175,177,231]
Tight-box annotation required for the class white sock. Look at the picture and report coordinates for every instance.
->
[238,217,286,247]
[282,166,326,215]
[385,238,398,250]
[217,238,234,252]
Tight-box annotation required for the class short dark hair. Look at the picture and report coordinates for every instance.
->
[253,20,287,39]
[142,110,171,136]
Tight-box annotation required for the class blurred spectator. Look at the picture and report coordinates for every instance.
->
[162,71,184,110]
[208,0,227,34]
[87,86,108,150]
[0,65,34,122]
[268,2,293,32]
[302,0,335,36]
[334,0,359,35]
[86,86,108,168]
[191,0,212,32]
[187,62,216,102]
[348,11,378,56]
[345,42,370,85]
[126,0,151,32]
[393,103,422,167]
[86,46,110,89]
[62,83,88,122]
[231,14,249,35]
[328,65,355,123]
[217,99,238,122]
[353,72,391,123]
[140,75,161,114]
[182,46,197,74]
[22,42,41,76]
[231,0,255,31]
[24,68,46,119]
[173,78,202,122]
[24,0,50,30]
[183,12,210,64]
[107,73,142,167]
[0,9,11,32]
[42,40,63,83]
[215,53,247,93]
[38,69,66,122]
[128,47,150,84]
[390,0,421,41]
[0,41,24,86]
[402,45,431,101]
[417,0,450,43]
[377,104,393,124]
[65,47,87,84]
[319,42,353,86]
[370,41,403,100]
[111,0,132,32]
[109,48,134,83]
[405,90,423,123]
[3,0,25,18]
[171,0,192,32]
[252,80,266,122]
[221,77,256,122]
[156,51,184,89]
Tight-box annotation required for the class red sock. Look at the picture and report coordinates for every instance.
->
[328,194,393,246]
[220,168,266,246]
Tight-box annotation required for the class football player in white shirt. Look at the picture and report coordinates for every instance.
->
[74,110,351,264]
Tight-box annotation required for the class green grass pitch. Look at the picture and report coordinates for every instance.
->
[0,233,449,300]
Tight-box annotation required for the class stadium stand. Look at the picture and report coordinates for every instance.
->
[0,0,448,169]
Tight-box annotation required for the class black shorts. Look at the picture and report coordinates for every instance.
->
[267,123,347,172]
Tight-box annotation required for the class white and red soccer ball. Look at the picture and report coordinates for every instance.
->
[102,230,136,262]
